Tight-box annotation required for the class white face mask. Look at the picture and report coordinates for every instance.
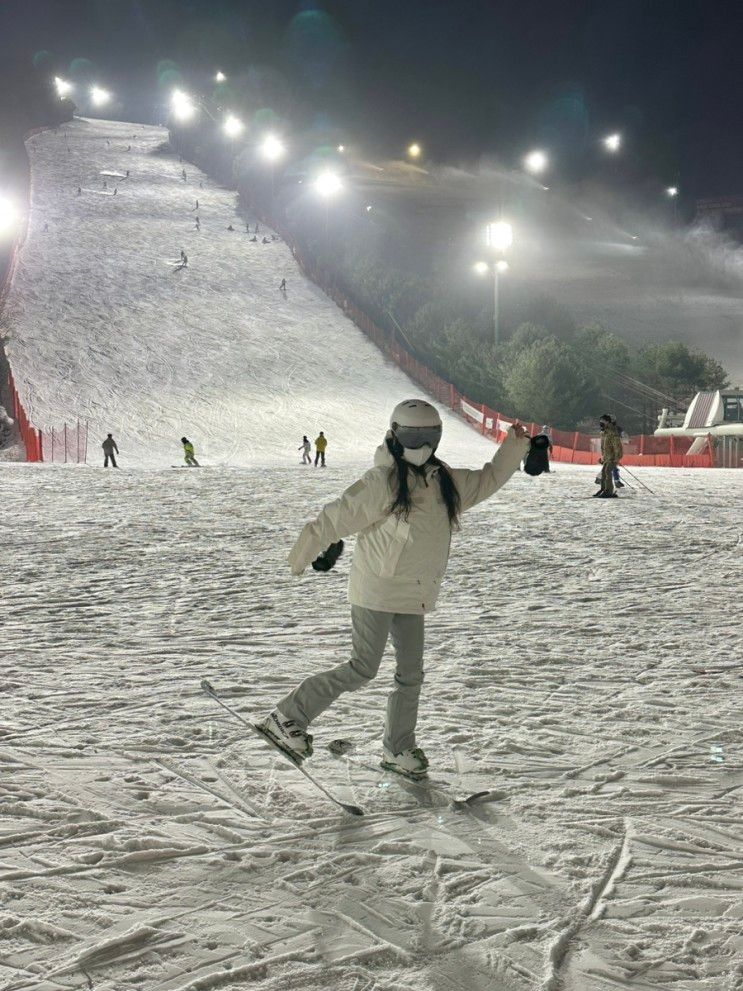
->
[402,445,433,466]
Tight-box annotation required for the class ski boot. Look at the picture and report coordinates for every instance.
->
[381,747,429,780]
[257,710,313,762]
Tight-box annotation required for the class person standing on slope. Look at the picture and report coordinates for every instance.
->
[181,437,199,466]
[259,399,529,778]
[314,431,328,467]
[102,433,119,468]
[299,436,312,464]
[595,413,623,498]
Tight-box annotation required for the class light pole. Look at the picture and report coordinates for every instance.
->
[259,135,286,202]
[477,221,513,347]
[314,171,343,249]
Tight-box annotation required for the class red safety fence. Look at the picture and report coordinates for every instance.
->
[6,368,43,461]
[250,203,715,469]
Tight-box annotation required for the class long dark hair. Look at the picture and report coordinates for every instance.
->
[386,437,461,528]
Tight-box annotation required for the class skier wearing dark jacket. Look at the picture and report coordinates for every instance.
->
[102,433,119,468]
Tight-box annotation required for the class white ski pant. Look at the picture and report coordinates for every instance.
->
[278,605,425,754]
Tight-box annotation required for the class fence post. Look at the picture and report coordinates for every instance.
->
[481,403,487,434]
[37,428,43,462]
[51,426,55,462]
[64,423,68,463]
[571,431,579,464]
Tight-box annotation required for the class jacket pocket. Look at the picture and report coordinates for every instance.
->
[362,515,411,578]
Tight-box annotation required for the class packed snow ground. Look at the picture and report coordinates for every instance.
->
[3,118,491,468]
[1,118,742,991]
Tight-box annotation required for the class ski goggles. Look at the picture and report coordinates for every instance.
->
[391,424,443,450]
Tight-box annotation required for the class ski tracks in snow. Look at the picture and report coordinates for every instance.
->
[1,463,741,990]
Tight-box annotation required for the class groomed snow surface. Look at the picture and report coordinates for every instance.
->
[1,119,742,991]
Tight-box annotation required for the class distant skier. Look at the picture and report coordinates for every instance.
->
[182,168,187,181]
[103,180,108,190]
[102,433,119,468]
[595,413,623,498]
[125,170,130,177]
[262,236,270,244]
[127,145,131,151]
[113,187,118,196]
[195,216,201,230]
[226,224,235,231]
[76,186,82,195]
[279,278,287,292]
[175,251,188,271]
[181,437,199,466]
[193,199,199,211]
[43,222,49,232]
[314,432,328,467]
[299,436,312,464]
[258,399,529,777]
[245,221,251,233]
[249,235,258,242]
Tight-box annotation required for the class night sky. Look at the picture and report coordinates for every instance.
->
[2,0,742,199]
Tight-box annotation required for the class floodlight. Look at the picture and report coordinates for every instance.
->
[485,220,513,252]
[603,133,621,152]
[407,143,422,159]
[90,86,110,107]
[54,77,73,98]
[260,134,285,162]
[223,115,244,138]
[315,171,343,197]
[523,149,548,174]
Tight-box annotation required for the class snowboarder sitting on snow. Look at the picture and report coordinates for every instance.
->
[181,437,199,466]
[259,399,529,778]
[102,433,119,468]
[595,413,623,498]
[314,432,328,467]
[299,436,312,464]
[262,236,270,244]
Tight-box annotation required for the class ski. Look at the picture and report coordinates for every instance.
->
[199,680,364,817]
[327,739,503,811]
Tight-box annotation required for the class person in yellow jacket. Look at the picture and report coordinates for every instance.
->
[181,436,200,467]
[314,431,328,467]
[595,414,622,497]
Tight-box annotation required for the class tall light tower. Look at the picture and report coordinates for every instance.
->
[477,220,513,347]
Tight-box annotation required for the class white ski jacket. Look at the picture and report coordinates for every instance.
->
[288,427,528,614]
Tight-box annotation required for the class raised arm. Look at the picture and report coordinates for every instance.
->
[288,469,389,575]
[454,426,529,512]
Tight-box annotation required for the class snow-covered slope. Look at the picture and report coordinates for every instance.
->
[1,463,741,991]
[4,118,494,468]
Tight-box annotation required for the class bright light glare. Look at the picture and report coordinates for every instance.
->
[496,259,509,273]
[603,132,621,152]
[474,261,489,275]
[223,114,244,138]
[0,197,18,235]
[486,220,513,253]
[407,143,421,159]
[54,76,73,97]
[260,134,285,162]
[172,90,196,121]
[215,71,226,82]
[90,86,110,107]
[365,204,372,212]
[315,171,342,197]
[337,144,345,153]
[666,186,678,197]
[524,149,548,174]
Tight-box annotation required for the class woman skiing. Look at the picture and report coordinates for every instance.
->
[298,436,312,464]
[260,399,528,778]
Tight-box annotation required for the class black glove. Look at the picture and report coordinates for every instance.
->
[523,434,552,476]
[311,540,345,572]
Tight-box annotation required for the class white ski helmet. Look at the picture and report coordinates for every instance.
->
[389,399,442,464]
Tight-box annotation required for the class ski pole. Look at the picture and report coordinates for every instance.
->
[621,465,656,495]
